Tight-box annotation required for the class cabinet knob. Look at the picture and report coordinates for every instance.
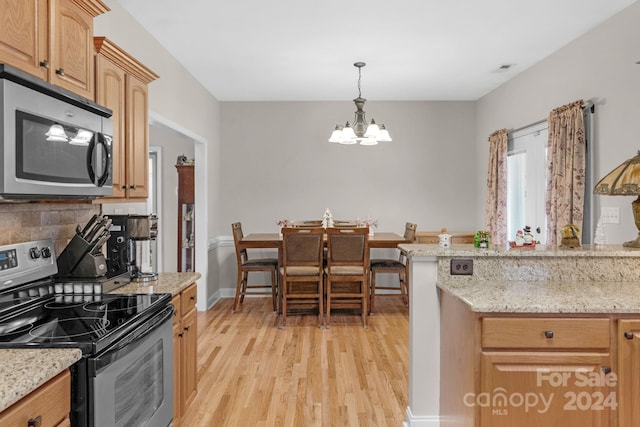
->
[602,366,612,375]
[544,330,554,339]
[55,68,65,76]
[178,333,183,338]
[39,60,49,69]
[28,416,42,427]
[625,331,634,340]
[184,326,190,332]
[190,296,196,301]
[129,185,137,190]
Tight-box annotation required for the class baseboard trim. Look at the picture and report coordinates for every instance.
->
[404,407,440,427]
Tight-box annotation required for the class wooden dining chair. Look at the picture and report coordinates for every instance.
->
[369,222,417,314]
[231,222,279,313]
[325,227,370,328]
[279,227,325,329]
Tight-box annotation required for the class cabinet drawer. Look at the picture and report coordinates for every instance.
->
[171,294,182,326]
[482,317,610,349]
[181,284,197,314]
[0,370,70,427]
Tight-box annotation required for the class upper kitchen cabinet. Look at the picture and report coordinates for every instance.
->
[0,0,109,99]
[94,37,158,201]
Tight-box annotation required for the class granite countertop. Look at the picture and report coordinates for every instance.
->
[438,279,640,314]
[0,348,82,412]
[109,272,201,296]
[399,243,640,258]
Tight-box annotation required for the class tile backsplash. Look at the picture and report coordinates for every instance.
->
[0,202,100,256]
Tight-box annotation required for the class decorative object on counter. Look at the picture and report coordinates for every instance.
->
[560,224,581,248]
[328,62,391,146]
[593,150,640,248]
[474,230,490,248]
[438,228,452,248]
[360,217,377,236]
[322,208,334,228]
[593,215,608,246]
[508,226,537,249]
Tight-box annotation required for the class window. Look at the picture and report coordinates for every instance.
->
[507,122,548,244]
[506,106,594,245]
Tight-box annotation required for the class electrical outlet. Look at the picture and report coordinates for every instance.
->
[601,207,620,224]
[450,259,473,275]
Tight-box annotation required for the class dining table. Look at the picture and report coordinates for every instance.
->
[240,231,410,250]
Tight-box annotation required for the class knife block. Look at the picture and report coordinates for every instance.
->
[57,234,107,278]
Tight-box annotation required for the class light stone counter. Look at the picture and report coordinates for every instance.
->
[400,243,640,426]
[0,348,82,412]
[438,279,640,313]
[108,272,201,296]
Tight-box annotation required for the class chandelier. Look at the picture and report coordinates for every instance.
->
[329,62,392,145]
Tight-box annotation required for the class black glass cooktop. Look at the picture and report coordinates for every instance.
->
[0,292,171,354]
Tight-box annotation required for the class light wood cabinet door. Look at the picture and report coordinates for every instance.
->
[124,73,149,198]
[95,53,126,198]
[94,37,157,202]
[617,319,640,427]
[0,370,71,427]
[0,0,48,80]
[49,0,95,99]
[480,351,614,427]
[182,305,198,411]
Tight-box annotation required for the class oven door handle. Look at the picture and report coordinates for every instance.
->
[88,304,174,376]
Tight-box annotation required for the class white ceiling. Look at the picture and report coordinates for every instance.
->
[117,0,637,101]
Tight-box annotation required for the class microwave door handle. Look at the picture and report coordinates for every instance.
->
[86,133,111,187]
[96,133,111,187]
[86,133,97,184]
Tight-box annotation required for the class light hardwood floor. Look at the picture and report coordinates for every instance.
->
[180,296,409,427]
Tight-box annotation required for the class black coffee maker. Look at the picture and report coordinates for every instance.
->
[106,214,158,282]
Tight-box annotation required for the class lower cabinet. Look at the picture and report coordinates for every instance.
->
[172,283,198,426]
[0,370,71,427]
[440,291,633,427]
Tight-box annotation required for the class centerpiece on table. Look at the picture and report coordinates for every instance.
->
[360,217,377,236]
[276,219,292,236]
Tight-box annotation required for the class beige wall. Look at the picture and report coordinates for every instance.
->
[476,1,640,244]
[220,101,479,235]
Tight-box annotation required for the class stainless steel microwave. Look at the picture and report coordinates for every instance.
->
[0,64,113,201]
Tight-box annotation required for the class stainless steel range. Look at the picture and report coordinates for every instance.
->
[0,239,174,427]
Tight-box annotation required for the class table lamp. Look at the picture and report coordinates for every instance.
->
[593,151,640,248]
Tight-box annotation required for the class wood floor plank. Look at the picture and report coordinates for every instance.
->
[180,296,409,426]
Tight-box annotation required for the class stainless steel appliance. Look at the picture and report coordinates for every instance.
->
[0,63,113,201]
[106,214,159,283]
[0,239,174,427]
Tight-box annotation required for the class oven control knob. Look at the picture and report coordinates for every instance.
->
[29,247,41,259]
[41,247,52,258]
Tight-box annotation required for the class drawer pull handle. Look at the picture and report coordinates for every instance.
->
[625,331,634,340]
[602,366,612,375]
[544,330,554,339]
[28,415,42,427]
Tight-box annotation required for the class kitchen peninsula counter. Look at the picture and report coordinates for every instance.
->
[109,271,201,296]
[0,348,82,412]
[397,243,640,426]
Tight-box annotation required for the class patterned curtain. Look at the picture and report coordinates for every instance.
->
[546,100,586,246]
[485,129,508,246]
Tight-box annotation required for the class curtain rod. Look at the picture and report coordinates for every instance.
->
[508,101,595,135]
